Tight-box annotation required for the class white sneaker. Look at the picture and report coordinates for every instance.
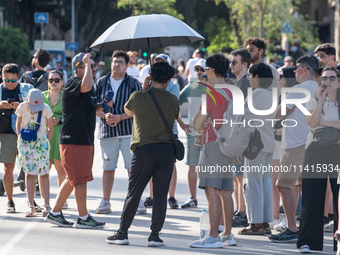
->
[299,244,311,254]
[95,199,111,214]
[189,235,223,248]
[274,217,287,231]
[137,199,146,214]
[272,218,281,228]
[324,220,334,232]
[219,233,236,246]
[62,201,68,210]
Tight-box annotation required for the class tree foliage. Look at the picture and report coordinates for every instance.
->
[0,25,31,64]
[207,0,320,54]
[117,0,183,20]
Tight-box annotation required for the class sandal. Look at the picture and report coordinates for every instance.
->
[42,205,51,217]
[238,224,266,235]
[262,222,271,235]
[25,205,37,217]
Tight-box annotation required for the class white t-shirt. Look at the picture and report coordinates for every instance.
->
[15,102,53,134]
[249,88,275,153]
[110,76,124,103]
[305,97,339,148]
[139,65,150,84]
[281,80,318,149]
[126,66,140,80]
[186,57,202,84]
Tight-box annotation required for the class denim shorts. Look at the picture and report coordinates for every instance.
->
[185,135,201,166]
[99,136,132,170]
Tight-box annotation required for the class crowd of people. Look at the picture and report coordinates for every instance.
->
[1,39,340,254]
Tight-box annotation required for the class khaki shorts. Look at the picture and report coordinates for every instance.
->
[276,144,306,189]
[60,144,94,185]
[0,133,17,164]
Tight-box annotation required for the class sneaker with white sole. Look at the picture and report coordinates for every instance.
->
[148,232,164,247]
[299,244,311,254]
[274,217,287,231]
[181,197,197,208]
[272,218,281,228]
[6,200,16,213]
[44,212,74,227]
[219,233,236,246]
[106,230,129,245]
[137,199,147,214]
[75,214,105,229]
[324,220,334,232]
[62,201,68,210]
[189,235,223,248]
[95,199,111,214]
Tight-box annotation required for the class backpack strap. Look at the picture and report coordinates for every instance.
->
[35,111,43,131]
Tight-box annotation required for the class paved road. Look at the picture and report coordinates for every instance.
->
[0,118,335,255]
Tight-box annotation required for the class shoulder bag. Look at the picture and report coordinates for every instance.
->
[20,111,42,142]
[148,90,184,160]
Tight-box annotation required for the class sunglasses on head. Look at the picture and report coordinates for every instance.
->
[194,67,205,72]
[4,79,17,83]
[321,76,337,82]
[48,78,61,83]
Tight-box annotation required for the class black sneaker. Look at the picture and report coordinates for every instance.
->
[75,214,105,229]
[144,197,154,207]
[148,232,164,247]
[232,214,249,227]
[168,197,179,209]
[6,200,16,213]
[106,230,129,245]
[44,212,74,227]
[268,227,298,243]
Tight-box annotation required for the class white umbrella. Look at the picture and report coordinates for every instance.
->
[90,14,205,51]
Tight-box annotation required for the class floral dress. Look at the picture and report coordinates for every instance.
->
[15,102,53,175]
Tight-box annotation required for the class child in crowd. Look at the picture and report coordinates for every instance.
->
[15,89,53,217]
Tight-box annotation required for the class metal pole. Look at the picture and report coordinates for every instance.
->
[71,0,75,71]
[41,23,44,48]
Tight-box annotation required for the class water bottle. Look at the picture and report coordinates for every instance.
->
[200,209,210,239]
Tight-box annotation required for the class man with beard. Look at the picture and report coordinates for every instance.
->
[19,48,50,92]
[243,38,279,89]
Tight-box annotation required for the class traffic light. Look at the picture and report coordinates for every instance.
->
[143,52,148,57]
[202,48,206,52]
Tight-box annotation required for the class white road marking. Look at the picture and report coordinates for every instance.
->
[0,221,38,255]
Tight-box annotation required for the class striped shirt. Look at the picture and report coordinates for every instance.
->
[94,72,142,139]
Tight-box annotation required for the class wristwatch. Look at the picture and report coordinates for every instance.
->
[317,102,323,106]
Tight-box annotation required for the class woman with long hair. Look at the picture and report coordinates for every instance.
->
[42,70,68,209]
[297,66,340,253]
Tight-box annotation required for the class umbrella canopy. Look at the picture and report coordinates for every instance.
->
[90,14,205,51]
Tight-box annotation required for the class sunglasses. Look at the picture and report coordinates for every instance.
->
[48,78,61,83]
[4,79,17,83]
[321,76,337,82]
[194,67,205,72]
[229,60,240,66]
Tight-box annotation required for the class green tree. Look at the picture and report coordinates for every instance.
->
[0,25,30,64]
[117,0,183,19]
[207,0,319,54]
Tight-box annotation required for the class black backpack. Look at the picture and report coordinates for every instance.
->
[20,71,49,92]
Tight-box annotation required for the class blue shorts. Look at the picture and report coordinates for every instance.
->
[185,135,201,166]
[99,137,132,171]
